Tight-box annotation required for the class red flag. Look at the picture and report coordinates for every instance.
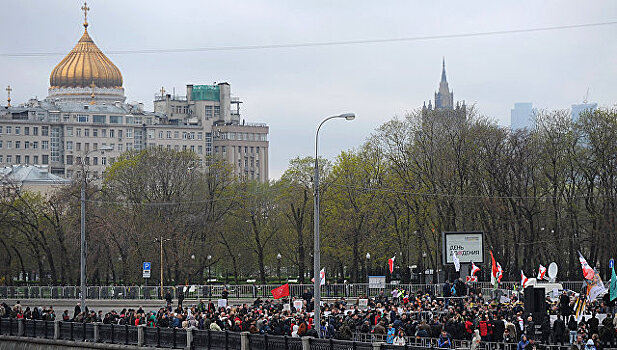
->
[497,263,503,282]
[537,265,547,280]
[471,262,480,276]
[489,250,498,285]
[271,283,290,299]
[578,251,595,280]
[388,256,395,273]
[521,270,529,289]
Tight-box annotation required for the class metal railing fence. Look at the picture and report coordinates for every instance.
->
[0,281,587,301]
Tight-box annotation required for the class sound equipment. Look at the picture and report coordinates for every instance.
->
[524,287,547,316]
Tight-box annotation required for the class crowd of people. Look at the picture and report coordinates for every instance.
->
[2,280,617,350]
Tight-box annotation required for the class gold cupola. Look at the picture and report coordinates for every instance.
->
[47,2,126,103]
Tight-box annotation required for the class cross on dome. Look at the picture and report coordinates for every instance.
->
[81,1,90,28]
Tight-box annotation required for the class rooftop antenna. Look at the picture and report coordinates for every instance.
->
[583,88,590,104]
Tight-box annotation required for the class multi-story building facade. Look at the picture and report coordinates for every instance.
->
[0,5,268,182]
[511,102,535,130]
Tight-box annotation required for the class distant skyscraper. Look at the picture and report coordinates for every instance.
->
[510,103,534,130]
[571,102,597,123]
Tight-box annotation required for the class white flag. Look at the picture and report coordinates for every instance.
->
[452,252,461,272]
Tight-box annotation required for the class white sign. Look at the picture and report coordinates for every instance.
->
[443,232,484,264]
[293,300,304,310]
[368,276,386,289]
[217,299,227,308]
[283,304,291,311]
[359,299,368,310]
[142,270,151,278]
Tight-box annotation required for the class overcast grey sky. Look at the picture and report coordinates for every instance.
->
[1,1,616,178]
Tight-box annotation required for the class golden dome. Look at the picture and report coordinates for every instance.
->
[49,27,123,89]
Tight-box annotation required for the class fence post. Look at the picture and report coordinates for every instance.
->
[137,325,145,347]
[17,318,24,336]
[186,327,193,350]
[241,331,249,350]
[94,322,100,343]
[54,320,60,339]
[302,336,311,350]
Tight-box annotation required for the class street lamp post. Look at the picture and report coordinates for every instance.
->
[154,236,171,299]
[80,145,113,313]
[313,113,355,335]
[422,251,427,284]
[277,253,282,284]
[365,252,371,283]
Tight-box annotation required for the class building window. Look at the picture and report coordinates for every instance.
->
[117,144,123,152]
[42,155,49,165]
[0,126,3,134]
[93,157,98,166]
[66,127,74,136]
[166,131,171,139]
[24,127,30,135]
[174,131,179,139]
[93,129,98,137]
[126,128,132,138]
[158,131,163,139]
[183,145,187,151]
[84,129,90,137]
[33,127,38,136]
[190,145,195,152]
[101,129,107,137]
[76,128,82,137]
[183,132,188,140]
[76,143,81,152]
[109,130,115,138]
[6,155,11,163]
[32,142,38,149]
[6,126,11,134]
[148,130,154,139]
[77,114,89,123]
[6,141,11,149]
[15,141,20,149]
[93,115,106,123]
[42,141,49,150]
[109,116,122,124]
[24,156,30,164]
[197,132,203,140]
[198,145,203,154]
[42,126,49,136]
[15,155,21,164]
[15,127,20,135]
[0,141,2,148]
[33,155,39,164]
[101,157,107,165]
[66,155,73,165]
[205,106,213,119]
[214,106,220,117]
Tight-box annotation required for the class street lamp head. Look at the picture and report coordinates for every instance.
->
[191,254,195,260]
[207,255,212,260]
[422,251,427,258]
[366,252,370,260]
[277,253,282,260]
[336,113,355,120]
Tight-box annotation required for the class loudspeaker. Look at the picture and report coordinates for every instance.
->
[524,287,547,315]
